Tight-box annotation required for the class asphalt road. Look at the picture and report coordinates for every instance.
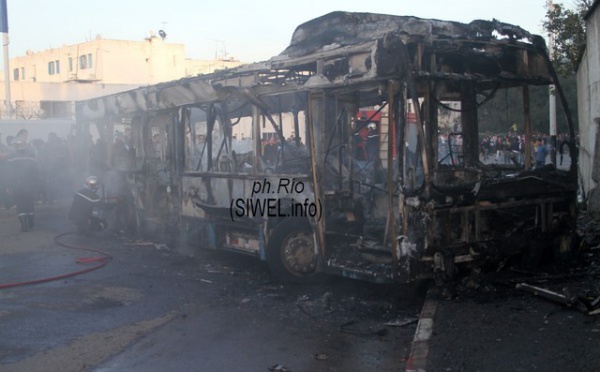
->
[2,193,598,372]
[0,201,424,372]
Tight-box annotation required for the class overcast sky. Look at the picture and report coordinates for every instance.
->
[5,0,554,63]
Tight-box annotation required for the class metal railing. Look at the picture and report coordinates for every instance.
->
[1,101,73,120]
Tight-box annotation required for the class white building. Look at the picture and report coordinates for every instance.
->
[1,35,241,120]
[577,0,600,216]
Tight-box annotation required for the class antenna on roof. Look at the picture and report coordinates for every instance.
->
[159,22,168,40]
[213,40,227,60]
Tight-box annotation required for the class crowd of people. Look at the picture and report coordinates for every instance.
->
[435,130,574,168]
[478,132,574,167]
[2,122,569,233]
[87,128,137,234]
[0,129,72,231]
[0,126,139,234]
[479,133,527,165]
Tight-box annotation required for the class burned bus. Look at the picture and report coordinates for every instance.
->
[74,12,578,283]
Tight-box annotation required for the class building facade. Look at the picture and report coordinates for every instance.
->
[1,35,241,120]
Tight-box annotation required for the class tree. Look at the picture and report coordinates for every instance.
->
[543,0,592,75]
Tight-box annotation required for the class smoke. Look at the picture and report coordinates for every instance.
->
[0,119,75,144]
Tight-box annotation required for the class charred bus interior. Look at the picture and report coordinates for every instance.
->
[75,12,578,284]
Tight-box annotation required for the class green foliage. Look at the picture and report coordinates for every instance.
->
[543,0,591,75]
[477,75,578,135]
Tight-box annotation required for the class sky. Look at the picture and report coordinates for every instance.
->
[4,0,555,63]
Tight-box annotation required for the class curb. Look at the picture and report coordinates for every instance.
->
[406,289,438,372]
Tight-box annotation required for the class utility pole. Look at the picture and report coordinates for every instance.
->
[548,0,557,164]
[1,0,11,119]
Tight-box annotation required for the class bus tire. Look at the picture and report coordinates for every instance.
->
[267,219,323,284]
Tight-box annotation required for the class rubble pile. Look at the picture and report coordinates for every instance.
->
[455,211,600,315]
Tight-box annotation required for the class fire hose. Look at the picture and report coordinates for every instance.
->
[0,232,113,290]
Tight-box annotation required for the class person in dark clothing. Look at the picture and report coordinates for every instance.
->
[0,138,14,209]
[535,138,548,168]
[353,122,368,160]
[69,176,106,234]
[111,131,134,171]
[508,136,521,166]
[263,137,279,166]
[40,132,70,203]
[365,123,380,162]
[7,140,40,232]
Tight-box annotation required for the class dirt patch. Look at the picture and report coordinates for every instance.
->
[1,312,178,372]
[82,286,145,306]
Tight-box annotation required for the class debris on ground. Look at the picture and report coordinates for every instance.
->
[515,282,593,314]
[314,353,328,361]
[269,364,291,371]
[339,320,388,337]
[385,317,419,327]
[506,212,600,315]
[448,211,600,316]
[125,241,155,246]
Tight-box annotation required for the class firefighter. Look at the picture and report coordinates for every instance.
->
[7,137,40,232]
[69,176,107,234]
[0,135,14,209]
[365,123,380,161]
[353,121,368,160]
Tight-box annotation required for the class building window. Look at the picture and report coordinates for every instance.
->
[21,67,25,80]
[69,57,73,72]
[48,61,55,75]
[80,55,87,69]
[87,53,93,69]
[55,60,60,74]
[13,68,19,81]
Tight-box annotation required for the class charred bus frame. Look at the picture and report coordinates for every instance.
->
[74,12,578,283]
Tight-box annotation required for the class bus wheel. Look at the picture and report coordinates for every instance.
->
[267,220,322,284]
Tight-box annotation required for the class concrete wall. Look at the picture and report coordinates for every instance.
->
[578,3,600,213]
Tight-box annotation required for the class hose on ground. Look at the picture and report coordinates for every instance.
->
[0,231,112,290]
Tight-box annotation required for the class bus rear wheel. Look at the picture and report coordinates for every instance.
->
[267,220,322,284]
